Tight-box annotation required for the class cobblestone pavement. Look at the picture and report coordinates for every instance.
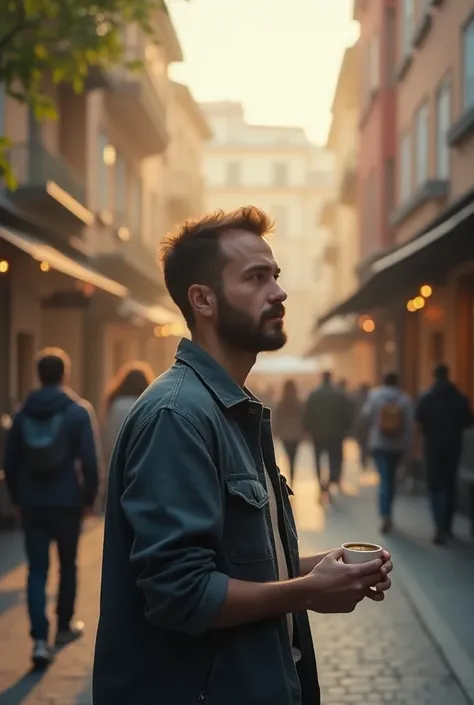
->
[0,520,102,704]
[0,442,471,704]
[291,441,471,705]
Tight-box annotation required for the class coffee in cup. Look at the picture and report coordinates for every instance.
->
[342,542,383,564]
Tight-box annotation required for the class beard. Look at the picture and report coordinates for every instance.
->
[215,292,287,354]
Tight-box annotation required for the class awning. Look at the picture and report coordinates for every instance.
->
[318,196,474,326]
[0,227,128,299]
[118,298,186,333]
[308,315,362,355]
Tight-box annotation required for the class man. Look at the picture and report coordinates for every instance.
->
[3,348,100,669]
[93,207,392,705]
[416,363,473,544]
[362,372,413,534]
[302,371,353,497]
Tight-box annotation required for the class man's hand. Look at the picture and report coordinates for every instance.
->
[302,547,392,614]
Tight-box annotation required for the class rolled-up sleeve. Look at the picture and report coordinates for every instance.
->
[121,408,229,637]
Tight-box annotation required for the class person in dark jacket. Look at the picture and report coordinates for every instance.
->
[3,348,100,669]
[302,371,353,498]
[93,207,393,705]
[416,363,473,544]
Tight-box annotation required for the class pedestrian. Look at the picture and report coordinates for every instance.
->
[273,379,304,485]
[362,371,413,534]
[352,383,371,471]
[3,348,100,669]
[415,363,473,545]
[93,206,392,705]
[302,371,353,498]
[102,361,154,465]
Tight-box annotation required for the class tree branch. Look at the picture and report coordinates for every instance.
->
[0,21,32,54]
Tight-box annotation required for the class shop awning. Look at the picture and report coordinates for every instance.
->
[118,298,186,333]
[308,315,362,355]
[318,195,474,327]
[0,227,129,299]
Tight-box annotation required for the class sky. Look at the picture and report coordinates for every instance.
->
[168,0,359,145]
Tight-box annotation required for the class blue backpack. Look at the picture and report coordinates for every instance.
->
[22,413,68,478]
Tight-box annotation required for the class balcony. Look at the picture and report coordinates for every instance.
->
[167,171,205,219]
[339,154,357,207]
[105,46,169,159]
[4,141,93,232]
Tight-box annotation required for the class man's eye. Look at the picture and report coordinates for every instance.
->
[250,272,264,282]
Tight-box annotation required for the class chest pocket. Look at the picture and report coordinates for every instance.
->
[225,476,274,564]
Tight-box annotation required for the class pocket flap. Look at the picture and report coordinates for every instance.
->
[226,478,269,509]
[280,474,294,496]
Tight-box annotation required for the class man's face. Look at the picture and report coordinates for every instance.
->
[214,230,288,353]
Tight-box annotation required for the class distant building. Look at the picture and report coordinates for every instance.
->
[201,101,335,359]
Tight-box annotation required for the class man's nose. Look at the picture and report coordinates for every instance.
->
[270,281,287,303]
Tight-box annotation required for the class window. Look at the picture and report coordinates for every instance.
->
[369,34,380,92]
[272,205,287,235]
[226,161,240,186]
[400,132,412,203]
[385,157,396,215]
[436,81,451,179]
[129,174,142,237]
[385,7,396,86]
[98,132,110,211]
[463,17,474,110]
[401,0,414,58]
[115,152,127,223]
[415,102,429,187]
[273,162,288,186]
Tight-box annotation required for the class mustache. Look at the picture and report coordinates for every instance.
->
[261,304,286,322]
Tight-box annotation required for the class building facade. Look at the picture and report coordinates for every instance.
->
[0,10,210,522]
[311,44,376,386]
[202,101,335,360]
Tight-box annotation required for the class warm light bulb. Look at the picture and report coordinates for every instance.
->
[0,260,9,273]
[420,284,432,298]
[154,326,161,338]
[362,319,375,333]
[413,296,425,310]
[102,144,116,166]
[407,300,416,312]
[40,261,50,272]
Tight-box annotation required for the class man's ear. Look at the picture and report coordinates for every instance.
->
[188,284,217,320]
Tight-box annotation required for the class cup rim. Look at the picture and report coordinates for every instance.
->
[342,542,383,553]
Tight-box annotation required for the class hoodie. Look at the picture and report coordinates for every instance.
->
[362,385,414,453]
[416,380,474,453]
[3,386,100,508]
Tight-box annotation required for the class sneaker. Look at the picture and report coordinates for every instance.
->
[55,621,85,647]
[380,518,392,534]
[433,530,446,546]
[32,640,53,670]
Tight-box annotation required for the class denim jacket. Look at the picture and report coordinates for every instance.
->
[93,339,319,705]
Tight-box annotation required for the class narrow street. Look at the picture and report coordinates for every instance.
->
[0,442,473,705]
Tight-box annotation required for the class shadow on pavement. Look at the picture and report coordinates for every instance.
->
[0,588,23,616]
[0,668,47,705]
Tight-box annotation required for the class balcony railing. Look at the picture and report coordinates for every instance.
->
[6,141,86,206]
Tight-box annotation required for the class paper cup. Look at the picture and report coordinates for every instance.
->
[342,542,383,564]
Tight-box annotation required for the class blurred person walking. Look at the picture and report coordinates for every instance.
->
[102,361,154,465]
[416,364,473,544]
[273,379,304,485]
[3,348,100,669]
[302,371,353,499]
[352,383,371,471]
[362,372,413,534]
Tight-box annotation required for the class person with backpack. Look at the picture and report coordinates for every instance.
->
[362,372,414,534]
[3,348,100,669]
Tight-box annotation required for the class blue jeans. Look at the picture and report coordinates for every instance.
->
[372,451,401,519]
[23,507,82,641]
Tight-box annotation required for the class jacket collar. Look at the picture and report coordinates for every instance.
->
[175,338,252,409]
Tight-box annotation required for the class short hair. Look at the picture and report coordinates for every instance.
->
[159,206,274,328]
[322,370,332,383]
[383,371,399,387]
[434,363,449,381]
[36,347,70,386]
